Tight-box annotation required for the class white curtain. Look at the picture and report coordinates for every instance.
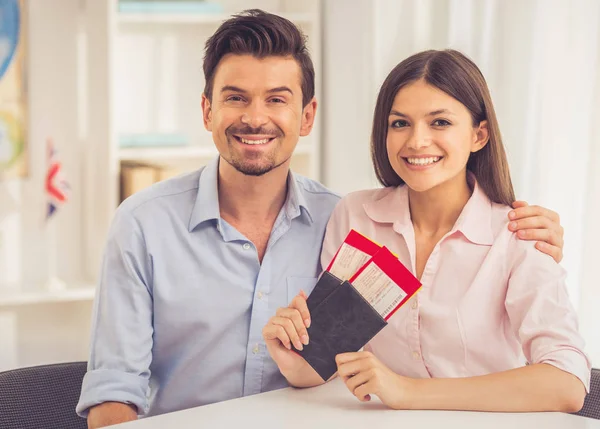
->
[372,0,600,363]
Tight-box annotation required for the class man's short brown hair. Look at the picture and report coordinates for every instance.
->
[203,9,315,107]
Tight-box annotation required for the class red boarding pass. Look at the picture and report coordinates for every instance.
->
[326,229,381,280]
[349,246,421,320]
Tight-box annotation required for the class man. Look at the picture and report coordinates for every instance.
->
[77,9,565,428]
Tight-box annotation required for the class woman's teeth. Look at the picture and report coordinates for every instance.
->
[406,156,441,165]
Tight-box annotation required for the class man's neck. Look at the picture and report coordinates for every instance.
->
[217,158,290,224]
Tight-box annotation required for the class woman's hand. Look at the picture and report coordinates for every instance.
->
[336,351,414,409]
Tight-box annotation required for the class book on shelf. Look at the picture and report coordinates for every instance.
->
[120,162,184,201]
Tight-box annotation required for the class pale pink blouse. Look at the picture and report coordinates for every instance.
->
[321,178,591,389]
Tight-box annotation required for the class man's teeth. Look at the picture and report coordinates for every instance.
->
[406,156,441,166]
[240,137,270,145]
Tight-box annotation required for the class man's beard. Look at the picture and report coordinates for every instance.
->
[225,149,287,176]
[224,124,287,176]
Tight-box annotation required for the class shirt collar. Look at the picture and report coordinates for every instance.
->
[453,172,495,245]
[363,185,412,236]
[363,172,494,245]
[188,156,313,232]
[188,156,221,232]
[285,170,313,224]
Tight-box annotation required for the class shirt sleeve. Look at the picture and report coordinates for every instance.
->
[505,236,591,392]
[320,198,351,272]
[76,205,154,417]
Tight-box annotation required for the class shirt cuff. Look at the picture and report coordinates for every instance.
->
[76,368,150,417]
[537,348,592,393]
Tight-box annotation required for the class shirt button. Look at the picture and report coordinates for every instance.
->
[257,291,263,300]
[252,344,259,354]
[411,300,418,309]
[243,243,251,250]
[412,351,420,360]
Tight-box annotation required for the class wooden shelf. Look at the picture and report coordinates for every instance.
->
[0,286,96,307]
[118,12,315,25]
[119,145,217,162]
[118,144,314,163]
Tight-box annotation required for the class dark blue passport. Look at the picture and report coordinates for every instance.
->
[298,278,387,381]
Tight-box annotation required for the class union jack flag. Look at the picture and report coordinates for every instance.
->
[45,138,70,220]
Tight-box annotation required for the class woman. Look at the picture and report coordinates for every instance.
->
[263,49,590,412]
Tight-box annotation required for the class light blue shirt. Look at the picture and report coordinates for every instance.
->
[76,157,339,417]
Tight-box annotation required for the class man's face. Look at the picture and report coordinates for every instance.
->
[202,54,316,176]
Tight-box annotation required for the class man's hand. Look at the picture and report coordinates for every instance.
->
[262,291,324,388]
[508,201,564,263]
[263,291,311,368]
[87,402,137,428]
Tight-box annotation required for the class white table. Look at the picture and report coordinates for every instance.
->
[112,378,600,428]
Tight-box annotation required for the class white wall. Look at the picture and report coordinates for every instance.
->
[0,0,91,370]
[577,59,600,366]
[321,0,380,194]
[0,0,86,290]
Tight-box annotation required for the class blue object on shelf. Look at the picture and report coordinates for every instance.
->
[0,0,20,80]
[118,1,224,14]
[119,133,189,148]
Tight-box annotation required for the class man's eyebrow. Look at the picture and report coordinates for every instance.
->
[266,86,293,95]
[220,85,247,93]
[219,86,294,95]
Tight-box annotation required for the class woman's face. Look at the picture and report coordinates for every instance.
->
[386,79,488,193]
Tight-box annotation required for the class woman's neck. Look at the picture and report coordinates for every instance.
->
[408,171,473,238]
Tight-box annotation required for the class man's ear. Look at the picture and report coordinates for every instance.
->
[299,97,317,137]
[201,93,212,131]
[472,120,489,153]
